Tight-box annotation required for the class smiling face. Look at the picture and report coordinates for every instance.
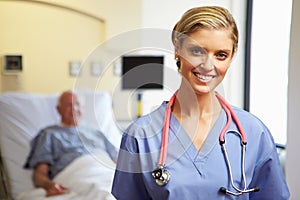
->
[172,6,238,96]
[176,28,234,94]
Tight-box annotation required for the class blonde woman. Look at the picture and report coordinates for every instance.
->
[112,6,289,199]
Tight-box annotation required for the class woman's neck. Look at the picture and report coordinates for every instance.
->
[172,88,221,120]
[171,87,222,151]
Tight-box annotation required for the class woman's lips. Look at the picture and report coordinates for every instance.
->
[193,72,215,83]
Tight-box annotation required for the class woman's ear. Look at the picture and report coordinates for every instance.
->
[174,39,181,60]
[173,39,182,71]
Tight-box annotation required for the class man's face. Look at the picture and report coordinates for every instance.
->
[57,92,82,127]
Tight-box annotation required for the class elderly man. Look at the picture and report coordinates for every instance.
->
[24,91,118,197]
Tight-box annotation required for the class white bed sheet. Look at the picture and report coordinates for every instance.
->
[17,152,116,200]
[0,90,122,199]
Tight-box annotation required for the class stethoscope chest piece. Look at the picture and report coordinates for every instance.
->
[152,164,170,186]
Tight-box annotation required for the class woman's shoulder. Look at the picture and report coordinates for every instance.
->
[231,106,274,140]
[231,106,276,150]
[232,106,266,128]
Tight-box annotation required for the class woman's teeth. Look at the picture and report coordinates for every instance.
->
[196,73,213,81]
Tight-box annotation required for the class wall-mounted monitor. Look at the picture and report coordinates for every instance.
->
[121,55,164,90]
[2,55,22,75]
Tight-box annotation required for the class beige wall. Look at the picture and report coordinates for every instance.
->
[0,0,142,93]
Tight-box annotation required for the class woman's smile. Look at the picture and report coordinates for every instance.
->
[177,28,234,94]
[193,71,216,83]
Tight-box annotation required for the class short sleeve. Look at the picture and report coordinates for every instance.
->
[24,130,54,169]
[112,133,151,200]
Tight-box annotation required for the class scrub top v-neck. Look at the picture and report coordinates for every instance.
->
[112,101,290,200]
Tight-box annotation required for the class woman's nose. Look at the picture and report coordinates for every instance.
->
[204,56,214,70]
[196,55,214,71]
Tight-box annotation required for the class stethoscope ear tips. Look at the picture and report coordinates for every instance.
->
[219,187,227,194]
[219,186,260,196]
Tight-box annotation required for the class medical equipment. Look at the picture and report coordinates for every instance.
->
[152,92,260,196]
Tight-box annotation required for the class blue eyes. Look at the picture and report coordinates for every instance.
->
[189,47,229,61]
[190,48,206,56]
[216,53,228,60]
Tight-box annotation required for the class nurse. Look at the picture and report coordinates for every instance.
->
[112,6,290,199]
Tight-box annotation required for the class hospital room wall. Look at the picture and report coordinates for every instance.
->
[0,0,245,120]
[286,0,300,198]
[140,0,247,109]
[0,0,142,94]
[111,0,247,121]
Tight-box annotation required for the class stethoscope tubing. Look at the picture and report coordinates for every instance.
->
[221,142,247,195]
[159,92,247,167]
[153,92,260,195]
[215,93,247,144]
[215,94,256,195]
[158,92,176,166]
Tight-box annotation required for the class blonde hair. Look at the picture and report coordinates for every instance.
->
[172,6,239,54]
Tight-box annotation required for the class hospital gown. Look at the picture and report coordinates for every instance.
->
[24,125,118,179]
[112,102,290,199]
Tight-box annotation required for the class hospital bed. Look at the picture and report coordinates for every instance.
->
[0,90,122,200]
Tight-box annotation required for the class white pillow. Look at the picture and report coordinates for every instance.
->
[76,90,122,148]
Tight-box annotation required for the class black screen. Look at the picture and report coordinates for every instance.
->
[122,56,164,90]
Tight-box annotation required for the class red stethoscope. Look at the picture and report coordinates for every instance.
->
[151,92,260,196]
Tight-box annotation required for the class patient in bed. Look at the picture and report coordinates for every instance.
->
[23,90,118,197]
